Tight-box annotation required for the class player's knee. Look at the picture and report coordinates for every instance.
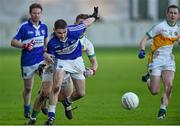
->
[53,86,60,95]
[41,88,51,96]
[77,90,85,98]
[150,90,159,95]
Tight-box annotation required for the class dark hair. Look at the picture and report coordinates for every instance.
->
[54,19,67,29]
[167,5,180,12]
[75,14,89,23]
[29,3,43,13]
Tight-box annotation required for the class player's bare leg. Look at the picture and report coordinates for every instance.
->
[23,78,34,118]
[41,98,48,115]
[61,79,85,120]
[44,69,64,125]
[59,80,74,119]
[58,81,73,102]
[28,81,52,125]
[148,76,161,95]
[70,79,85,101]
[157,70,174,119]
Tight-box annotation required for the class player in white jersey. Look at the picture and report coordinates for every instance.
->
[10,3,48,119]
[138,5,179,119]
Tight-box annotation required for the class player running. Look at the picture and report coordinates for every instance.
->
[43,7,98,125]
[138,5,180,119]
[10,3,48,119]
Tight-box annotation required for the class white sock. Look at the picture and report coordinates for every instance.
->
[147,79,150,86]
[48,105,56,113]
[160,104,166,110]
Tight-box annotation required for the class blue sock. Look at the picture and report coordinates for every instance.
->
[24,104,30,113]
[48,112,55,119]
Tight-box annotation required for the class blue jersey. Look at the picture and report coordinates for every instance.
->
[47,23,86,60]
[13,19,48,66]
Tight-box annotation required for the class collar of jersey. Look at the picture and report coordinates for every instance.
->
[28,19,42,26]
[166,19,177,27]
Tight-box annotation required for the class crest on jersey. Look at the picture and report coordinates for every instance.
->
[35,30,40,36]
[41,30,45,35]
[174,31,178,36]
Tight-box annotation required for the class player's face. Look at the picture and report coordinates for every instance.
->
[30,8,42,23]
[54,28,67,41]
[166,8,179,24]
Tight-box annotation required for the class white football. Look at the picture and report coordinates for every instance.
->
[121,92,139,110]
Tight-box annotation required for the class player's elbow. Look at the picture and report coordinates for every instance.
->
[82,18,95,27]
[11,39,17,48]
[10,40,15,47]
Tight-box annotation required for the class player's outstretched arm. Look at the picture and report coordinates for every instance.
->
[83,7,99,27]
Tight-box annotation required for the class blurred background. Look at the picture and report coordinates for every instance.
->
[0,0,179,48]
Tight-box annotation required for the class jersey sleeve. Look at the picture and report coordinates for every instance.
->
[146,23,161,39]
[68,23,86,39]
[47,41,55,55]
[80,37,95,57]
[13,25,24,41]
[44,24,48,38]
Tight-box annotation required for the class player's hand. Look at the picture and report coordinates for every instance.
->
[22,40,35,51]
[90,67,96,75]
[36,64,46,77]
[84,67,94,78]
[44,53,55,65]
[89,7,99,20]
[138,49,145,59]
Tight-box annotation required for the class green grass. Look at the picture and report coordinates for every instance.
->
[0,48,180,125]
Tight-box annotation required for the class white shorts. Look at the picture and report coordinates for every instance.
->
[148,54,175,76]
[42,65,73,87]
[21,61,44,79]
[54,57,85,80]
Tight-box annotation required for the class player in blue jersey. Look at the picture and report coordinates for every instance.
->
[43,7,99,125]
[27,13,98,125]
[10,3,48,119]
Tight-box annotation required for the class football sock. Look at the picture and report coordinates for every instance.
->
[48,105,56,119]
[48,112,55,118]
[160,104,166,110]
[31,109,40,118]
[24,104,31,113]
[147,79,150,86]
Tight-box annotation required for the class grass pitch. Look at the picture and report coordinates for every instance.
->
[0,48,180,125]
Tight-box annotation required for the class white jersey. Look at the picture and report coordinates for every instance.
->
[146,20,179,75]
[80,36,95,57]
[146,20,179,63]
